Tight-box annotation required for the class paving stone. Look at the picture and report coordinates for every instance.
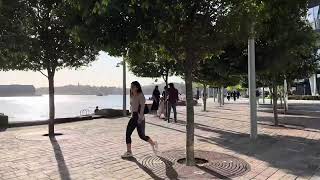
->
[0,99,319,179]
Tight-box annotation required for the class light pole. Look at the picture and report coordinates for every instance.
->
[248,25,257,140]
[116,59,127,116]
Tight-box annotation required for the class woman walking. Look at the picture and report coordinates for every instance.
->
[122,81,158,158]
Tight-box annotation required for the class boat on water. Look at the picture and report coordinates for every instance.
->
[96,93,103,96]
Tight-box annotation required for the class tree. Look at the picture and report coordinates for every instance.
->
[5,0,98,136]
[137,1,244,165]
[229,0,318,126]
[192,42,247,110]
[69,0,309,165]
[127,44,177,88]
[254,0,318,126]
[127,44,178,121]
[193,61,240,110]
[71,0,241,165]
[67,0,142,57]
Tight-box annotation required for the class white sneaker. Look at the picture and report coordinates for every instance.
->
[152,141,158,154]
[121,151,133,158]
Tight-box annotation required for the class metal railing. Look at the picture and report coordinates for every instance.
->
[80,109,91,116]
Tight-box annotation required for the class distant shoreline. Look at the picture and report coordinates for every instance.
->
[0,94,131,97]
[0,94,42,97]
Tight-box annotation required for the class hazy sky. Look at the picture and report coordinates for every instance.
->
[0,52,183,88]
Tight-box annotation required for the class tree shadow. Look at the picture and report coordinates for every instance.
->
[175,120,243,135]
[180,104,320,131]
[259,103,320,118]
[258,114,320,131]
[50,137,71,180]
[147,121,320,177]
[196,165,230,179]
[176,112,249,123]
[198,133,320,177]
[157,156,179,179]
[258,102,320,131]
[178,109,250,119]
[122,156,179,180]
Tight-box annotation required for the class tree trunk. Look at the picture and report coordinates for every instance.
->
[203,84,207,111]
[185,57,195,166]
[262,87,265,104]
[284,79,288,113]
[48,72,55,136]
[269,87,273,105]
[280,89,283,108]
[164,74,169,123]
[272,84,279,126]
[218,88,222,106]
[213,88,216,102]
[221,86,224,105]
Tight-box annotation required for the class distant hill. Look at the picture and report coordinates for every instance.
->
[36,85,125,95]
[36,83,186,95]
[0,85,36,96]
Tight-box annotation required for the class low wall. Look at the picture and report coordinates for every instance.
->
[8,109,129,128]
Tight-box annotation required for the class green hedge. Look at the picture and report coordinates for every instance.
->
[288,95,320,100]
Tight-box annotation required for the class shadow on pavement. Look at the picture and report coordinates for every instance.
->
[50,136,71,180]
[123,157,163,180]
[147,121,320,177]
[122,156,179,180]
[157,156,179,179]
[259,103,320,117]
[196,165,230,179]
[258,114,320,131]
[177,112,249,123]
[178,109,320,131]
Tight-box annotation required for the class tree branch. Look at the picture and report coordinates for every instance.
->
[39,70,48,78]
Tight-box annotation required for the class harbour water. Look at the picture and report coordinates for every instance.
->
[0,95,151,122]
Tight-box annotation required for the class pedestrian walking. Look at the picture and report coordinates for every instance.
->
[168,83,179,123]
[227,92,231,101]
[256,89,261,106]
[237,91,240,99]
[121,81,158,158]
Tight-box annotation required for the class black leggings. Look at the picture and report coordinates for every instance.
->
[126,113,150,144]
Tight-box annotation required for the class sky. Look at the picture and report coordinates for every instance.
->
[0,52,184,88]
[308,5,319,28]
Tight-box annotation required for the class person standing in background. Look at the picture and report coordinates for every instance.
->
[151,86,161,114]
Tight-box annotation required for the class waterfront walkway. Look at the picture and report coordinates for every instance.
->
[0,99,319,179]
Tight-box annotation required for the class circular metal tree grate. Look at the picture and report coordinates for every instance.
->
[139,150,250,179]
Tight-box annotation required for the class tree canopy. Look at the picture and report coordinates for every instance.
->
[1,0,99,136]
[0,0,30,70]
[127,44,177,84]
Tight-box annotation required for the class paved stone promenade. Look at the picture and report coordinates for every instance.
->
[0,99,320,179]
